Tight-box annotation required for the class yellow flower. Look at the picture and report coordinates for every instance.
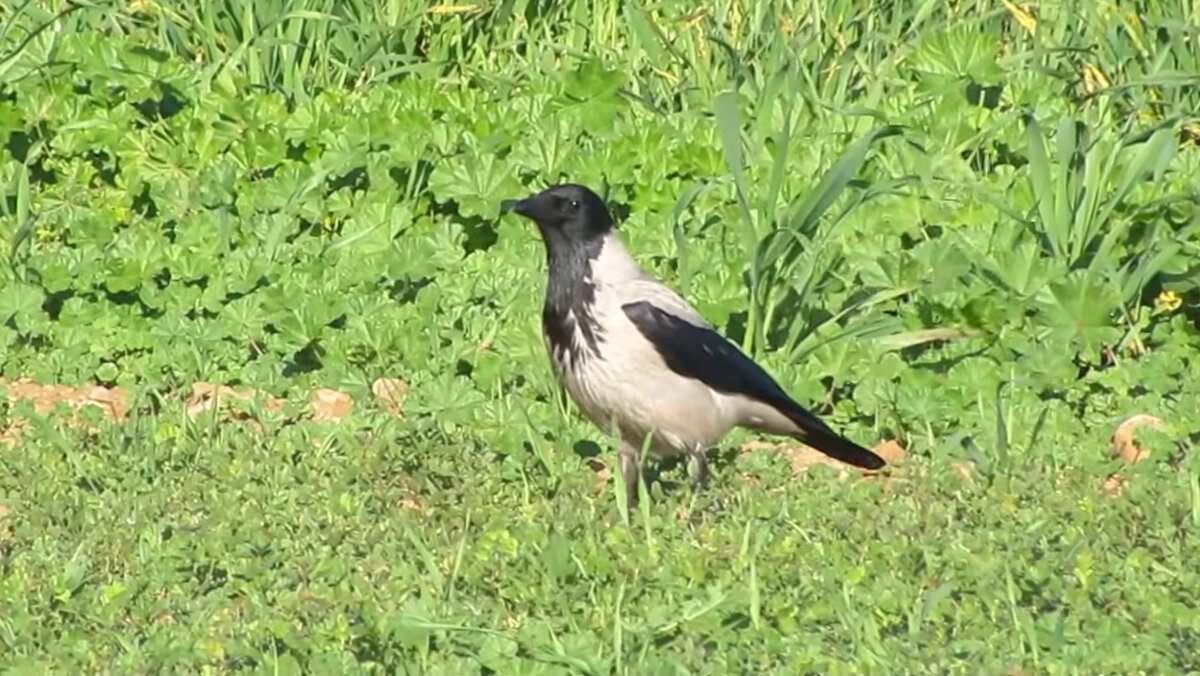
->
[1154,290,1182,314]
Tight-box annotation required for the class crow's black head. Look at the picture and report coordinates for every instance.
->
[502,183,613,249]
[502,183,612,367]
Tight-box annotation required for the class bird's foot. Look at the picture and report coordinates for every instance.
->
[620,450,643,512]
[688,447,710,494]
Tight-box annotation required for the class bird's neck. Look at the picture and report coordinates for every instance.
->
[542,232,642,304]
[539,234,603,366]
[543,235,603,315]
[540,232,647,366]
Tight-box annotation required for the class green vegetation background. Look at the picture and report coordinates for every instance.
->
[1,1,1198,674]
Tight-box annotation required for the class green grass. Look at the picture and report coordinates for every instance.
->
[2,0,1200,673]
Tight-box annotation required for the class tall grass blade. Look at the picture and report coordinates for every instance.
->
[1023,115,1058,254]
[714,88,764,353]
[670,180,713,295]
[714,90,755,236]
[773,124,903,272]
[1052,118,1078,261]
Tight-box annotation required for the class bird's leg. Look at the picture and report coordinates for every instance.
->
[688,445,709,493]
[619,441,642,507]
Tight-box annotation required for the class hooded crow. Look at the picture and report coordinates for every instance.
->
[502,183,887,505]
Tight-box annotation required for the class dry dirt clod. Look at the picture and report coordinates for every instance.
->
[185,382,280,417]
[739,437,907,481]
[1110,413,1167,464]
[1,377,130,419]
[371,377,410,417]
[1,378,130,443]
[184,382,284,432]
[949,461,974,483]
[1102,473,1128,497]
[0,422,23,447]
[311,388,354,422]
[584,457,611,490]
[871,439,907,466]
[740,438,835,474]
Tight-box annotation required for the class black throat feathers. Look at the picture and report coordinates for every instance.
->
[541,233,605,369]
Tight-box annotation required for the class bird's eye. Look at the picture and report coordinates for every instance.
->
[568,200,580,210]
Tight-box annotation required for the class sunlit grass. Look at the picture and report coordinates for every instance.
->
[0,0,1198,673]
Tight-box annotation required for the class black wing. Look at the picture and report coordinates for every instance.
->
[622,300,885,470]
[621,300,799,414]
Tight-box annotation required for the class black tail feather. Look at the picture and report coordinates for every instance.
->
[780,403,887,470]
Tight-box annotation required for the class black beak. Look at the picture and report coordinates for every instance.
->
[500,197,532,217]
